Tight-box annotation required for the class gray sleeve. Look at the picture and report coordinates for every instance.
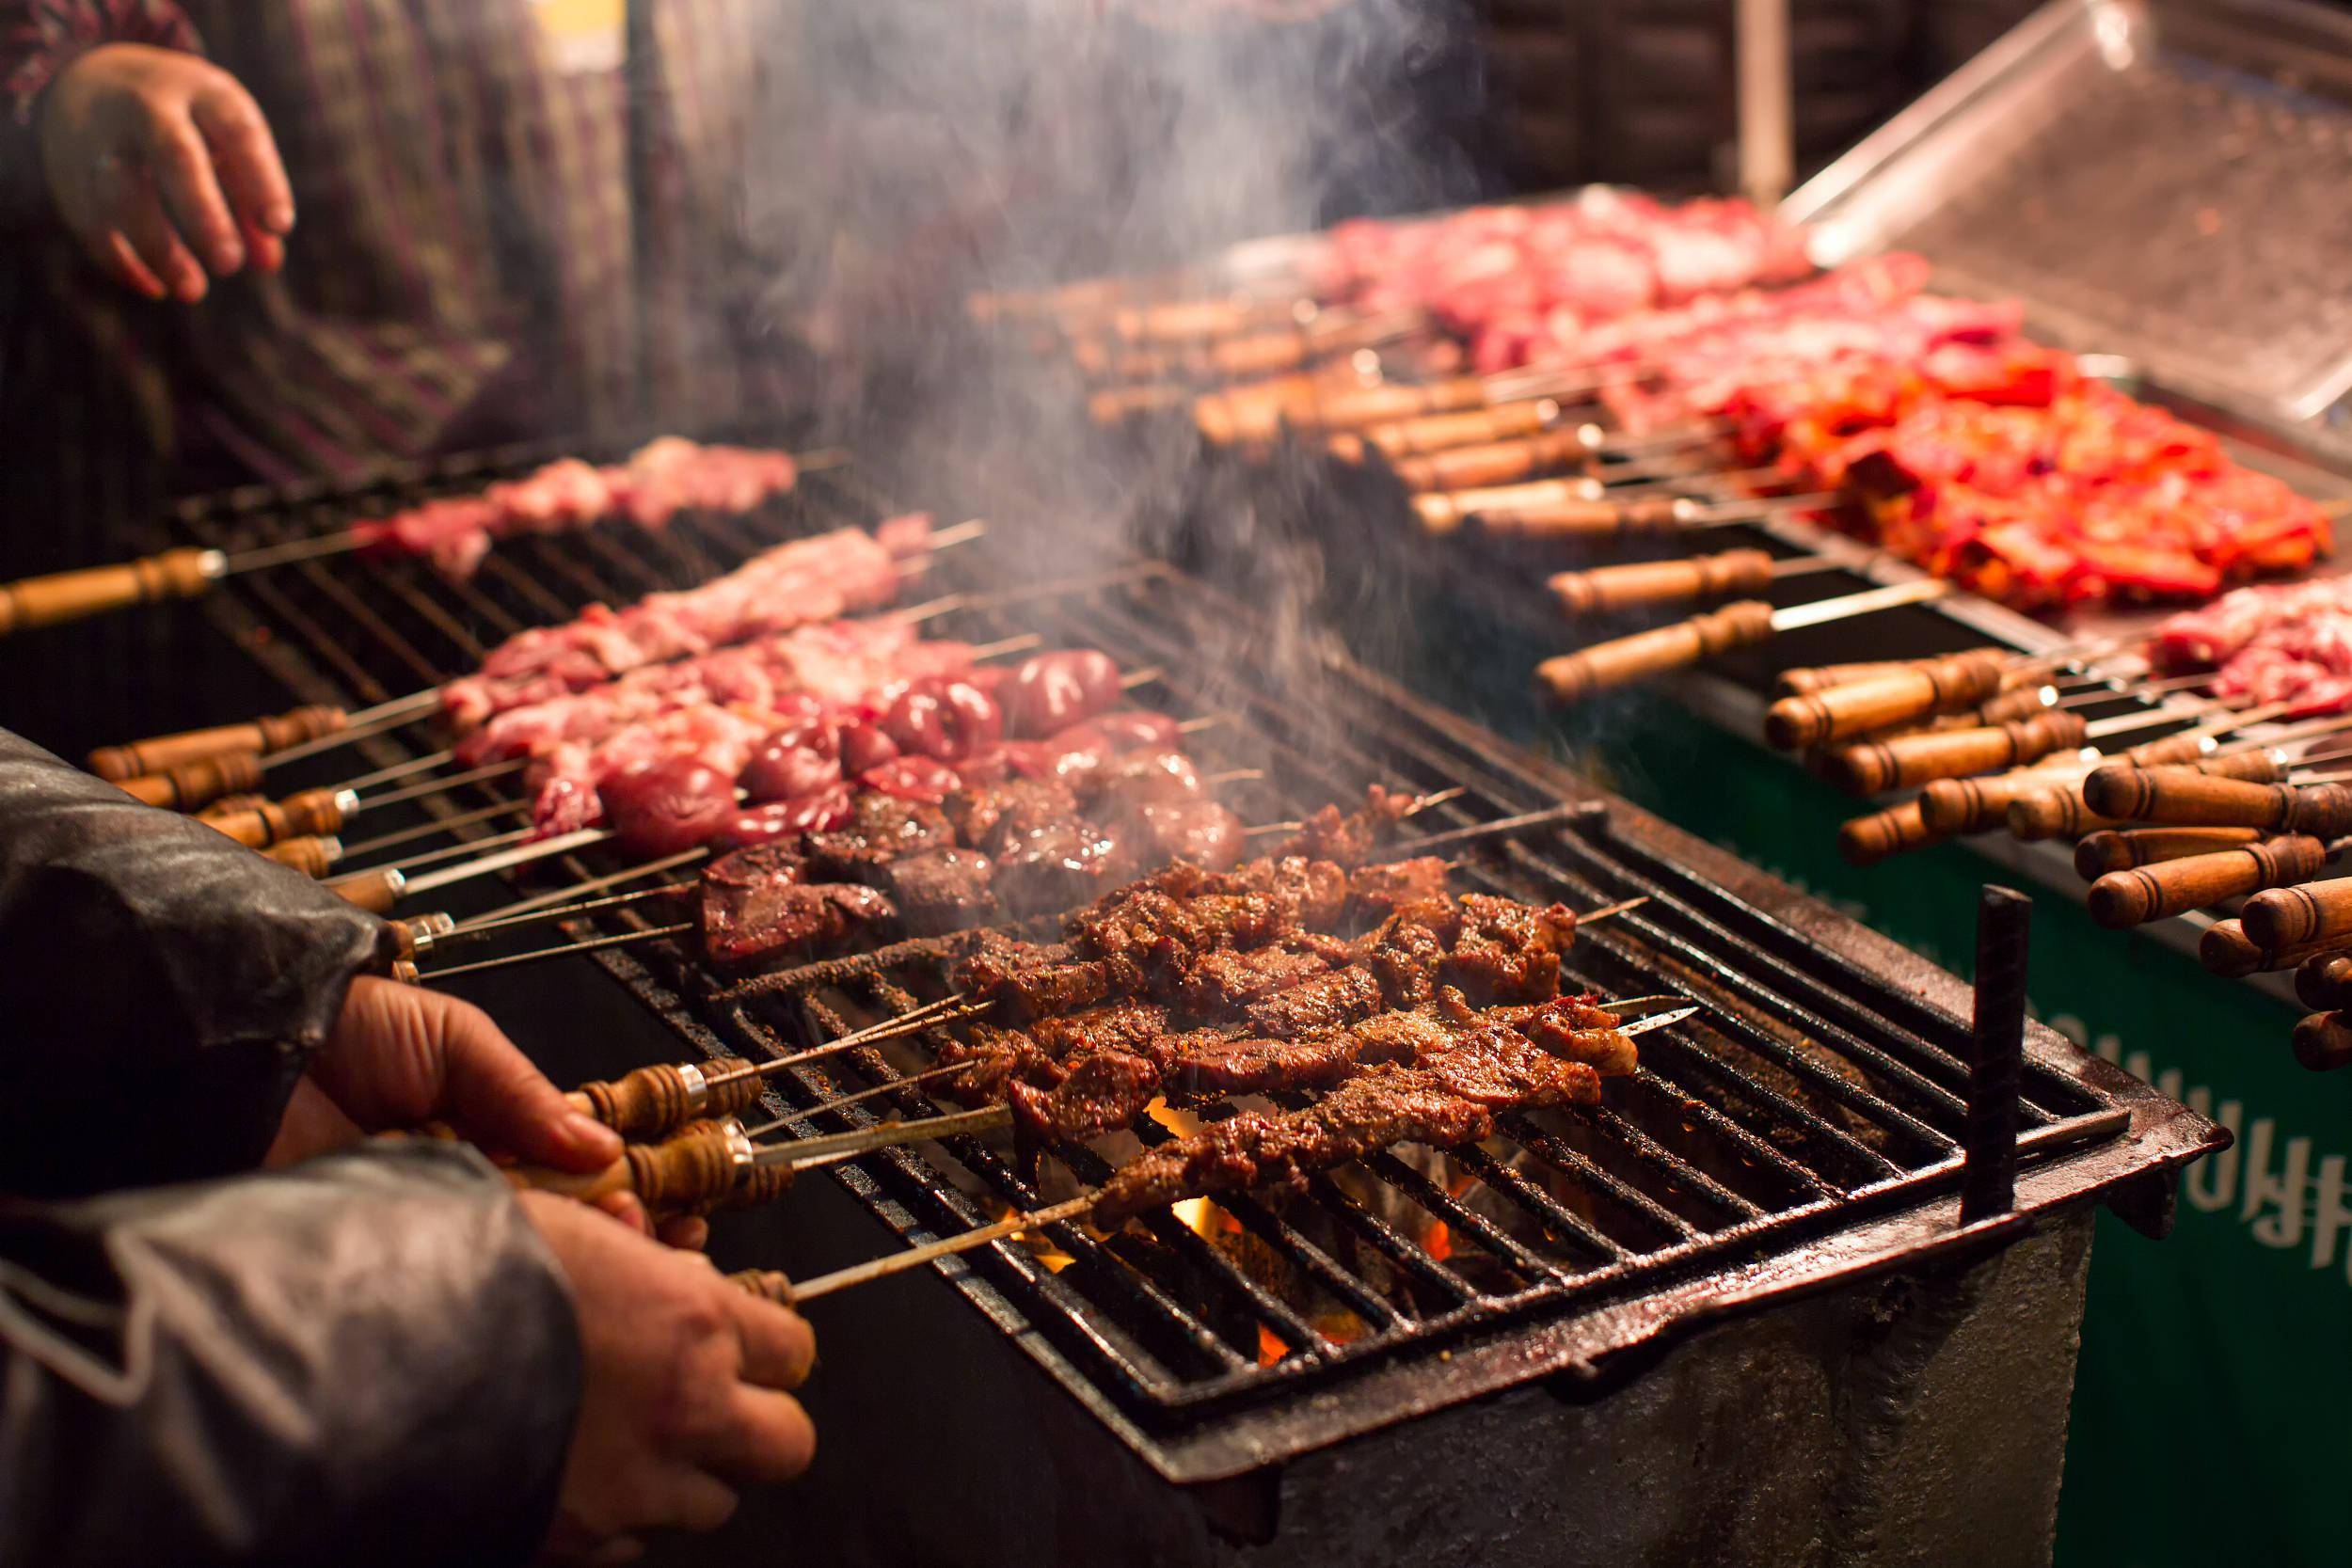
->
[0,727,398,1196]
[0,1140,580,1568]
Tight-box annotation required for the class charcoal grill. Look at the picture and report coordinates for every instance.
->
[167,451,2220,1564]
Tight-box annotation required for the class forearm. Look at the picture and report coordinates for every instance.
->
[0,1142,579,1568]
[0,728,397,1195]
[0,2,201,226]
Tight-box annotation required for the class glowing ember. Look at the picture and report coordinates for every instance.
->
[1257,1324,1289,1367]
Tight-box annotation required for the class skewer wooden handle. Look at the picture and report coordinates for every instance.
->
[2296,954,2352,1012]
[2017,749,2277,840]
[1763,650,2008,750]
[199,787,350,848]
[327,869,402,914]
[1306,377,1485,432]
[2004,785,2120,843]
[2243,876,2352,950]
[1973,686,2058,727]
[115,751,263,812]
[504,1124,743,1212]
[1777,658,1958,697]
[1837,798,1953,866]
[1534,600,1776,705]
[1189,374,1318,443]
[1357,401,1555,460]
[259,835,339,879]
[2199,919,2343,978]
[1918,765,2086,834]
[195,792,271,820]
[2087,836,2326,928]
[1392,430,1591,493]
[0,546,216,638]
[2074,827,2264,879]
[87,705,343,781]
[567,1060,764,1140]
[1090,383,1192,426]
[1829,712,2088,795]
[1444,491,1688,542]
[2293,1012,2352,1072]
[1548,550,1774,617]
[1111,298,1290,343]
[2085,771,2352,834]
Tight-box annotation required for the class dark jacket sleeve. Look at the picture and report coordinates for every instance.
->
[0,1140,580,1568]
[0,728,399,1196]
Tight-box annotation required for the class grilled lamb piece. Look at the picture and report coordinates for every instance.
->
[700,847,896,966]
[1092,1013,1605,1225]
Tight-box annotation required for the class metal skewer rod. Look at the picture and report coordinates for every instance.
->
[2081,696,2285,741]
[368,823,542,877]
[258,703,441,768]
[339,798,529,862]
[971,633,1044,661]
[741,1062,981,1138]
[350,757,527,813]
[418,920,695,981]
[751,1104,1014,1165]
[445,849,707,932]
[332,749,457,794]
[396,827,612,898]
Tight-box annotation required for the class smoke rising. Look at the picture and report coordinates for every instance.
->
[745,0,1489,736]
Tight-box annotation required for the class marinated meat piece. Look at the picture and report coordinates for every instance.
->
[1501,995,1638,1075]
[944,778,1082,853]
[954,933,1114,1021]
[1070,888,1293,981]
[869,847,993,936]
[1168,1028,1369,1097]
[991,821,1137,918]
[1089,750,1200,809]
[1115,798,1244,872]
[1011,1047,1166,1141]
[701,846,805,958]
[1442,894,1576,1003]
[1175,940,1346,1014]
[1344,856,1452,920]
[1092,1039,1602,1226]
[1273,786,1414,863]
[703,881,895,966]
[1241,965,1385,1039]
[1030,999,1174,1062]
[803,795,955,878]
[941,1023,1063,1102]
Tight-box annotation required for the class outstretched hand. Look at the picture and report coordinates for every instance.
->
[38,43,294,300]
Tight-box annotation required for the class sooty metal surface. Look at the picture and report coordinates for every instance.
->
[172,449,2219,1484]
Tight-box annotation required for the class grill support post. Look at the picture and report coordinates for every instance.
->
[1962,884,2031,1223]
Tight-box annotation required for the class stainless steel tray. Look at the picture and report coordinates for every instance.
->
[1786,0,2352,436]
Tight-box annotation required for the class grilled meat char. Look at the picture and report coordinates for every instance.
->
[880,847,997,936]
[1093,1007,1608,1227]
[699,846,898,966]
[1018,892,1581,1141]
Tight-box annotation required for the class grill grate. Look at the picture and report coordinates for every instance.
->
[172,445,2209,1481]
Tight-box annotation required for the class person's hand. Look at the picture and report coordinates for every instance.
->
[36,43,294,301]
[523,1191,817,1562]
[272,977,711,1248]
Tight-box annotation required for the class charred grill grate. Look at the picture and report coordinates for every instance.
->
[173,446,2201,1481]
